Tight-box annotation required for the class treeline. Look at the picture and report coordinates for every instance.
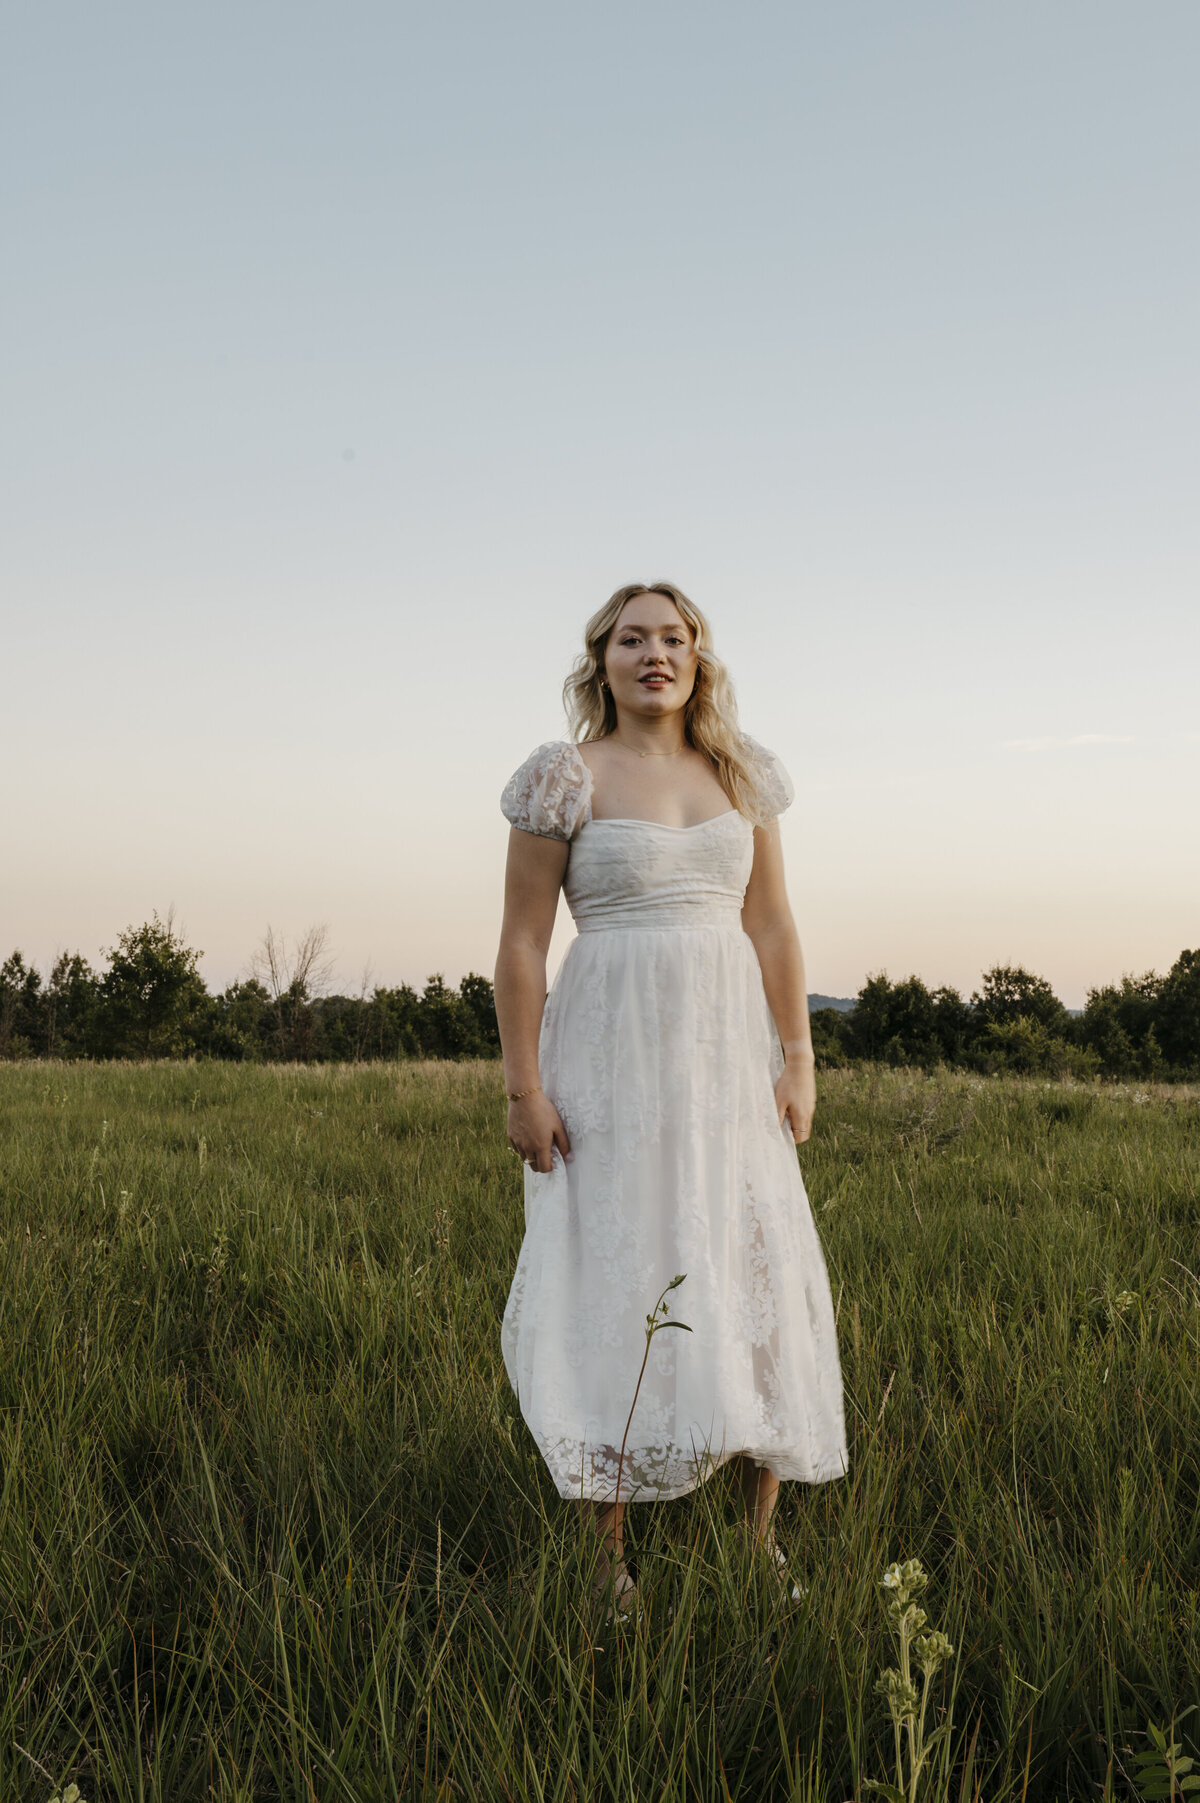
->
[2,914,1198,1079]
[0,916,499,1063]
[809,952,1200,1080]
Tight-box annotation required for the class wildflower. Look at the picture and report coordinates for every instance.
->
[914,1630,954,1678]
[868,1558,958,1801]
[875,1666,920,1718]
[880,1557,927,1606]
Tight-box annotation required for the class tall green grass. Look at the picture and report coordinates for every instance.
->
[1,1061,1197,1801]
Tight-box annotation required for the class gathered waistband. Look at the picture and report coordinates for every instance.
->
[571,903,745,934]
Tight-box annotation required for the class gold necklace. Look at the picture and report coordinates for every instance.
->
[613,736,687,759]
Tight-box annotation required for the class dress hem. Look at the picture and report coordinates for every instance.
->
[538,1445,849,1505]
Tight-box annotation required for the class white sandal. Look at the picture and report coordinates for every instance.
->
[764,1537,807,1603]
[599,1561,642,1626]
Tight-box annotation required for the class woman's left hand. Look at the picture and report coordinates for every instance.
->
[775,1058,816,1144]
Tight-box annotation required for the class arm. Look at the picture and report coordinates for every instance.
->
[493,826,573,1174]
[740,818,816,1144]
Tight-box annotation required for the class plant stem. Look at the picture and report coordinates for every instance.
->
[910,1669,932,1803]
[613,1275,689,1513]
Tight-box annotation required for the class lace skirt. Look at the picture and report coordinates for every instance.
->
[500,923,848,1502]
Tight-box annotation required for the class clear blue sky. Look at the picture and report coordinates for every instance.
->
[4,1,1197,1007]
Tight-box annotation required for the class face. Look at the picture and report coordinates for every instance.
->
[602,593,699,721]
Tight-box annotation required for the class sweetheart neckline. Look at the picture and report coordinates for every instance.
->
[581,810,741,833]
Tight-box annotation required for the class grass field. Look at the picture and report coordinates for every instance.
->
[1,1059,1198,1802]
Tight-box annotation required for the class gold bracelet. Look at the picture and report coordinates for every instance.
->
[506,1083,542,1101]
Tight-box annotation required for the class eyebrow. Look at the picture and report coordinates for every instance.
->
[614,620,691,635]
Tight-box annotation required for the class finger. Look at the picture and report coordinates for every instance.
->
[552,1118,573,1164]
[785,1105,807,1143]
[535,1144,554,1174]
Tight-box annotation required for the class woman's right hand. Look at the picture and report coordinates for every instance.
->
[507,1090,572,1174]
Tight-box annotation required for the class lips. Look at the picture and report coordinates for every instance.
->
[640,672,672,686]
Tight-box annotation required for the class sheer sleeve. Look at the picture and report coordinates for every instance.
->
[741,734,795,819]
[500,741,594,841]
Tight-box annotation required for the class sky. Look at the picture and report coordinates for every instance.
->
[3,1,1198,1010]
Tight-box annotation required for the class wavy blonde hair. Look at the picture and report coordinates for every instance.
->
[562,581,773,825]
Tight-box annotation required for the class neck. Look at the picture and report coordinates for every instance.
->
[611,713,687,756]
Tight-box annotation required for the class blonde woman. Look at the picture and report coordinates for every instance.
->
[494,582,846,1617]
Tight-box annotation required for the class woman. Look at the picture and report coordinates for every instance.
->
[494,581,846,1615]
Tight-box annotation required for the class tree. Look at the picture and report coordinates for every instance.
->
[350,962,376,1063]
[845,973,897,1062]
[196,979,273,1061]
[415,975,486,1059]
[99,910,206,1057]
[931,985,973,1064]
[0,952,44,1058]
[844,972,960,1068]
[366,983,422,1058]
[876,975,941,1066]
[44,952,100,1057]
[1079,970,1164,1077]
[250,924,334,1060]
[459,973,501,1055]
[808,1006,851,1067]
[1156,948,1200,1072]
[971,965,1070,1035]
[977,1015,1098,1078]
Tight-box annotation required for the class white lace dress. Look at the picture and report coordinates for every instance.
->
[499,737,847,1502]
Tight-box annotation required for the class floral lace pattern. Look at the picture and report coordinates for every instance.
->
[740,732,795,817]
[500,741,594,840]
[499,738,847,1502]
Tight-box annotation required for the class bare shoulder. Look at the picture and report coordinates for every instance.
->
[575,737,613,774]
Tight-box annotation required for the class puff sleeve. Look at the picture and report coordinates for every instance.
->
[741,734,795,819]
[500,740,594,841]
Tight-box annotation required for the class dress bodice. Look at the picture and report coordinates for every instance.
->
[564,812,754,933]
[500,735,794,935]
